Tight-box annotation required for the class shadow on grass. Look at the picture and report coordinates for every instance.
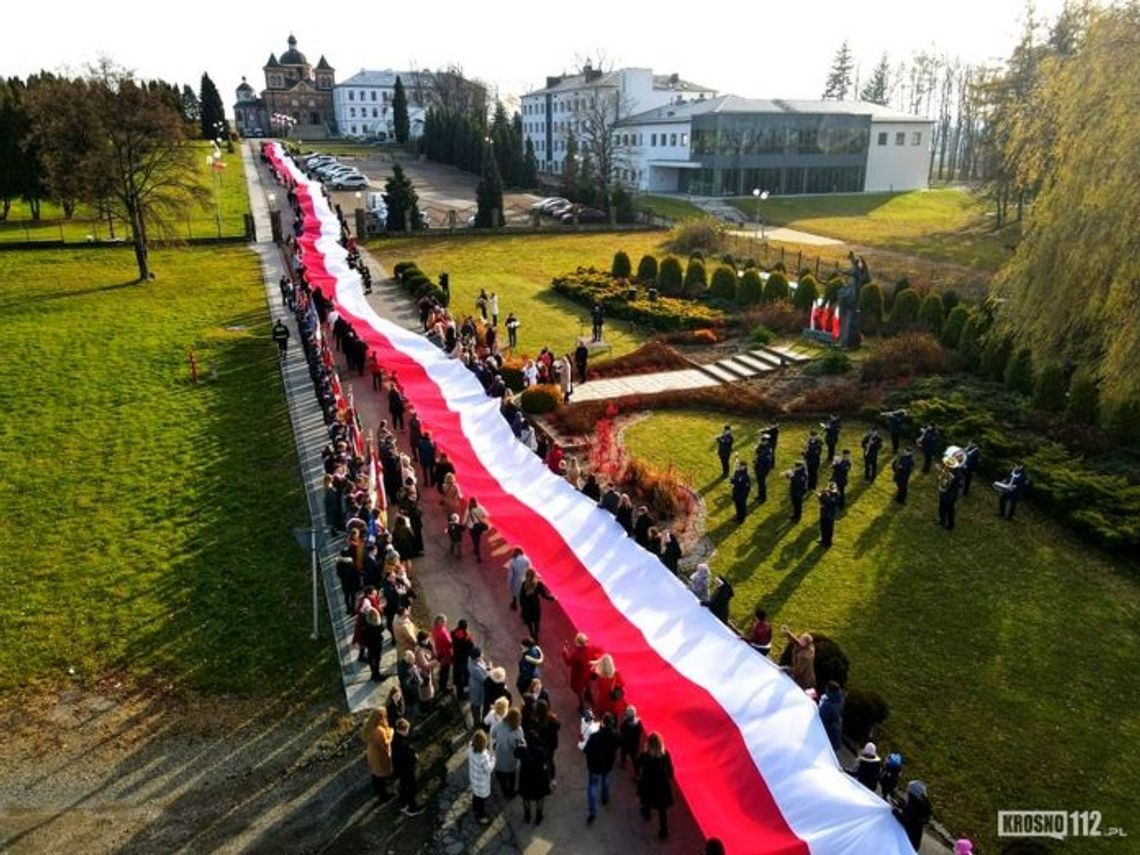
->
[0,277,139,311]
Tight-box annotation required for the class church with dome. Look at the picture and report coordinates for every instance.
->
[233,35,336,138]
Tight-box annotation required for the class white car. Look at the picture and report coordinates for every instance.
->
[531,196,567,212]
[331,174,369,190]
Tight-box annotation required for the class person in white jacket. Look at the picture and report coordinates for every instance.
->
[469,729,495,825]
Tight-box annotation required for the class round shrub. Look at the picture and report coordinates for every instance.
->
[843,689,890,745]
[981,334,1013,382]
[941,290,960,313]
[1004,347,1034,395]
[709,265,738,302]
[738,270,764,306]
[519,384,562,414]
[892,277,912,307]
[1106,399,1140,444]
[721,253,735,267]
[743,258,757,270]
[888,288,921,331]
[611,250,631,279]
[689,250,703,261]
[792,273,819,312]
[1066,368,1099,425]
[956,313,983,368]
[684,258,708,297]
[919,292,944,335]
[636,254,658,283]
[763,271,790,304]
[772,261,787,274]
[804,349,852,376]
[941,305,969,349]
[393,260,417,277]
[858,282,884,332]
[824,276,844,305]
[657,256,684,296]
[1032,361,1068,412]
[750,324,773,346]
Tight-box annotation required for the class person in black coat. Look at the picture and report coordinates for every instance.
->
[660,531,682,574]
[786,462,808,523]
[997,464,1029,520]
[635,733,675,840]
[938,466,963,530]
[753,437,774,503]
[762,423,780,463]
[892,449,915,504]
[518,729,553,825]
[715,425,734,478]
[823,415,841,462]
[581,474,602,502]
[831,450,851,509]
[861,429,883,481]
[893,780,933,850]
[388,385,406,430]
[803,432,823,490]
[730,460,751,523]
[706,578,734,625]
[918,424,939,474]
[818,483,839,548]
[849,742,883,791]
[335,546,360,616]
[391,719,424,816]
[885,409,906,454]
[632,507,654,547]
[418,432,437,487]
[575,340,590,384]
[961,442,981,496]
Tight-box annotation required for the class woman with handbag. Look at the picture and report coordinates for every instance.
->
[589,654,627,722]
[635,732,675,840]
[464,497,490,562]
[518,568,556,642]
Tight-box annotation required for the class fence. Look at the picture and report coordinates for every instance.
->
[0,214,250,246]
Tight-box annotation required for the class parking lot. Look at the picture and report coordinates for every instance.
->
[310,148,543,228]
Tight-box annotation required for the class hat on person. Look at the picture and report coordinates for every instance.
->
[907,780,928,799]
[953,841,973,855]
[860,742,880,760]
[886,753,903,769]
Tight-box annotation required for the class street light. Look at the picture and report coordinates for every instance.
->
[752,187,769,239]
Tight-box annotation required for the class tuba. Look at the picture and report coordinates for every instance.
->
[939,445,966,490]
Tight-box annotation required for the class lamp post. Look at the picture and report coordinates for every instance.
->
[752,187,769,239]
[205,154,222,237]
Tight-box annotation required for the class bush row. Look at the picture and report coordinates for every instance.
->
[587,342,693,380]
[551,270,724,331]
[392,259,447,305]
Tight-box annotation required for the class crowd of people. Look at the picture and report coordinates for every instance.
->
[265,145,961,852]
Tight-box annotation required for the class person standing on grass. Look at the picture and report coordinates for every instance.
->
[575,339,589,384]
[730,458,751,523]
[818,482,839,549]
[519,568,556,642]
[431,614,454,697]
[635,732,675,840]
[392,718,425,816]
[818,681,845,751]
[892,448,915,504]
[715,424,734,478]
[781,626,816,691]
[861,428,883,481]
[272,318,290,358]
[748,607,773,657]
[559,353,574,404]
[468,729,495,826]
[583,711,621,825]
[506,312,520,349]
[363,707,395,804]
[489,292,500,326]
[786,461,808,523]
[753,435,774,504]
[831,449,852,509]
[464,497,489,561]
[491,707,526,799]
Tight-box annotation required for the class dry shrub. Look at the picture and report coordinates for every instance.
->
[860,332,954,382]
[665,217,727,256]
[741,300,804,334]
[549,386,784,436]
[622,457,693,521]
[589,342,692,380]
[786,379,866,414]
[655,327,724,346]
[520,384,562,414]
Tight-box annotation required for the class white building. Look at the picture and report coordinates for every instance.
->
[519,65,717,178]
[333,70,428,140]
[614,96,933,196]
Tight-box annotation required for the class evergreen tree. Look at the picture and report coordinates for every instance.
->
[560,131,579,199]
[393,75,409,144]
[474,143,504,228]
[521,137,538,188]
[822,41,855,100]
[860,53,891,105]
[382,162,421,232]
[180,84,200,124]
[198,72,227,141]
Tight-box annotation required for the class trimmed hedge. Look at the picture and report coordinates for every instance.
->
[859,282,884,332]
[1033,362,1069,412]
[684,258,708,297]
[551,270,724,331]
[981,334,1013,382]
[919,292,944,335]
[1004,347,1035,396]
[1066,369,1100,425]
[792,273,819,312]
[612,250,631,278]
[738,269,764,306]
[709,265,738,302]
[763,271,790,304]
[657,256,684,296]
[941,304,969,349]
[520,384,561,414]
[636,254,658,283]
[889,288,921,330]
[956,313,984,368]
[804,348,852,376]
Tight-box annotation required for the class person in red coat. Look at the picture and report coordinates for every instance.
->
[431,614,454,696]
[589,653,627,721]
[561,633,601,712]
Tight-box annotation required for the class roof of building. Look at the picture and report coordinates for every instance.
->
[280,34,307,66]
[316,55,333,71]
[264,53,281,69]
[522,67,714,98]
[338,69,429,89]
[236,76,254,93]
[617,95,930,125]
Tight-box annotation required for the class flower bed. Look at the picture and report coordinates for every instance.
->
[551,269,724,331]
[588,342,693,380]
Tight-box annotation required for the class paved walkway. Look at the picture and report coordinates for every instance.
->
[671,194,844,246]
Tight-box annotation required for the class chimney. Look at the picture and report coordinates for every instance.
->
[546,75,563,89]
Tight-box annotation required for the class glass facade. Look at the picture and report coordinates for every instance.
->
[686,112,870,196]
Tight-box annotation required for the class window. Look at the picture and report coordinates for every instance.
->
[351,124,357,134]
[349,107,355,117]
[896,132,905,145]
[651,133,657,146]
[670,133,677,146]
[681,132,688,146]
[371,91,377,101]
[360,91,365,101]
[348,91,354,101]
[877,132,887,146]
[372,108,378,118]
[912,131,922,145]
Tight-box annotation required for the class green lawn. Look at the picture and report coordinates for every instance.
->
[0,247,334,696]
[725,188,1015,271]
[0,142,250,243]
[625,412,1140,853]
[638,195,707,222]
[370,232,674,357]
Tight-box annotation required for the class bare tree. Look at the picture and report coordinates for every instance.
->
[572,81,637,208]
[29,60,208,280]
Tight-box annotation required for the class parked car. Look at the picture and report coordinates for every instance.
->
[560,205,607,224]
[548,202,575,218]
[531,196,567,212]
[331,174,369,190]
[320,167,358,181]
[419,211,431,228]
[542,199,572,215]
